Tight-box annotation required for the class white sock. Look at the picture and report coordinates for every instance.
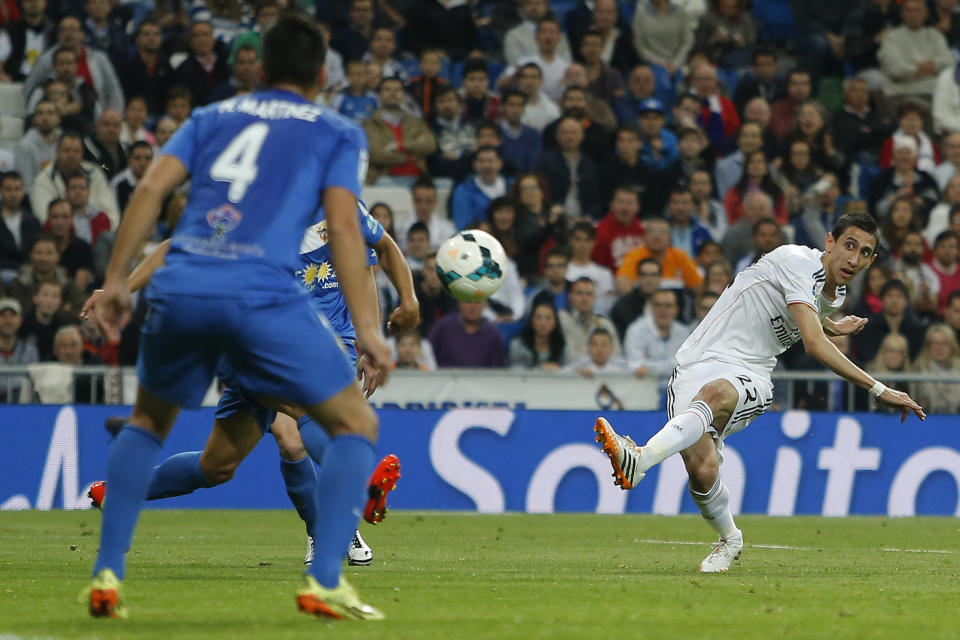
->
[637,400,713,473]
[690,477,739,540]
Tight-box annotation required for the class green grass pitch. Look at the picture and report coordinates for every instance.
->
[1,511,957,640]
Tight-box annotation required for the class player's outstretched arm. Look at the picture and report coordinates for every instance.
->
[790,302,926,422]
[80,239,172,321]
[373,233,419,333]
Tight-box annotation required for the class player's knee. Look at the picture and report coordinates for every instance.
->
[328,403,378,440]
[277,438,307,462]
[199,456,239,486]
[687,458,719,492]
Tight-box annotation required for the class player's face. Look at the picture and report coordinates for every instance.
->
[824,228,877,286]
[0,178,24,210]
[588,333,613,365]
[570,282,596,312]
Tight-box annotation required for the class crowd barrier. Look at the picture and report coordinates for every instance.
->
[2,405,958,517]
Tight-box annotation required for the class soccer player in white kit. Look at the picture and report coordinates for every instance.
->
[594,213,926,572]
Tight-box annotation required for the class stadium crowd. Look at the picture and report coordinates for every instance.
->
[2,0,960,412]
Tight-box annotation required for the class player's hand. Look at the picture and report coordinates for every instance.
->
[386,301,420,334]
[95,279,132,343]
[356,354,386,399]
[356,325,392,383]
[878,388,926,423]
[80,289,104,320]
[830,315,868,336]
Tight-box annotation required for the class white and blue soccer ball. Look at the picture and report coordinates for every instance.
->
[436,229,507,302]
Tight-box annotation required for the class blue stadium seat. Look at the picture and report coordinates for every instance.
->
[753,0,796,43]
[496,319,525,352]
[618,1,635,22]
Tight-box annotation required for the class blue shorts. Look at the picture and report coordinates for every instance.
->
[137,292,356,413]
[214,338,358,434]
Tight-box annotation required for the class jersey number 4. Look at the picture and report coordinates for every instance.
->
[210,122,270,203]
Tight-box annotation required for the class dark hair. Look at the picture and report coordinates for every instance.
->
[571,220,596,238]
[696,239,720,257]
[371,25,395,39]
[589,326,613,341]
[669,186,692,200]
[881,278,910,299]
[735,150,783,203]
[476,120,500,137]
[0,171,22,185]
[377,76,404,92]
[612,185,640,202]
[545,246,569,263]
[786,67,811,83]
[53,46,77,62]
[582,29,604,42]
[561,85,586,101]
[33,231,59,248]
[897,100,928,120]
[752,218,779,235]
[474,145,502,160]
[134,18,161,39]
[752,48,776,64]
[832,212,880,253]
[503,89,526,104]
[407,221,429,238]
[47,198,69,214]
[947,290,960,307]
[570,276,596,290]
[129,140,154,155]
[615,124,641,139]
[536,17,560,32]
[935,229,960,248]
[697,290,720,305]
[677,92,700,106]
[412,177,436,192]
[262,13,326,88]
[463,57,488,78]
[636,257,662,275]
[166,85,192,104]
[432,83,459,101]
[519,62,542,78]
[58,130,83,148]
[234,43,260,60]
[66,172,89,187]
[519,301,565,366]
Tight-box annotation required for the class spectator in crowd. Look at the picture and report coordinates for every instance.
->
[23,15,124,115]
[703,257,733,295]
[593,186,645,271]
[509,173,567,277]
[893,230,940,318]
[616,216,702,293]
[0,0,54,82]
[0,297,39,401]
[363,77,437,186]
[509,300,566,370]
[14,99,61,190]
[171,20,230,108]
[632,0,692,79]
[561,63,618,133]
[331,0,375,62]
[879,101,940,173]
[119,96,154,149]
[599,124,649,211]
[27,48,99,134]
[714,121,765,202]
[671,126,712,188]
[164,85,193,127]
[363,26,407,83]
[577,29,624,103]
[537,116,601,219]
[931,230,960,314]
[880,196,925,257]
[399,179,454,250]
[511,18,571,102]
[613,64,658,126]
[777,139,824,216]
[429,299,507,367]
[82,108,126,180]
[79,308,118,366]
[407,48,447,120]
[558,276,621,363]
[863,332,914,413]
[504,0,572,66]
[932,132,960,191]
[795,172,845,250]
[5,233,81,313]
[117,19,170,120]
[153,115,178,150]
[566,327,630,377]
[770,68,812,141]
[722,190,773,265]
[689,168,726,241]
[690,289,719,329]
[743,96,780,157]
[851,262,890,317]
[575,0,637,74]
[734,218,784,274]
[0,172,41,276]
[499,90,542,173]
[209,44,260,102]
[694,0,755,70]
[723,149,788,225]
[83,0,131,68]
[52,324,105,404]
[633,98,677,173]
[910,322,960,413]
[460,58,501,123]
[517,62,561,132]
[609,256,661,341]
[414,252,458,336]
[868,135,940,220]
[933,60,960,135]
[527,247,571,311]
[542,85,610,165]
[945,290,960,342]
[566,220,616,315]
[788,101,847,178]
[790,1,860,89]
[694,240,723,272]
[451,146,509,230]
[854,279,926,364]
[733,48,785,114]
[30,131,119,228]
[404,222,430,272]
[110,141,152,213]
[878,0,952,101]
[689,63,739,154]
[392,330,433,371]
[832,76,893,164]
[46,198,93,291]
[623,287,688,383]
[64,173,111,246]
[486,196,523,267]
[18,278,73,361]
[665,186,711,257]
[429,86,477,183]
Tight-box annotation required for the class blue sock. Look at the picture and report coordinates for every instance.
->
[308,434,375,588]
[146,451,213,500]
[280,457,319,537]
[298,416,330,466]
[93,425,162,579]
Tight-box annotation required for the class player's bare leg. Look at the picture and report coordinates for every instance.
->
[88,386,181,618]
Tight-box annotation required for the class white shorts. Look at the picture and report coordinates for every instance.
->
[666,360,774,451]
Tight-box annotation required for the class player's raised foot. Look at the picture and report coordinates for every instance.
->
[88,481,107,509]
[593,417,645,490]
[347,530,373,566]
[304,535,315,567]
[699,530,743,573]
[84,569,129,619]
[364,454,401,524]
[296,574,384,621]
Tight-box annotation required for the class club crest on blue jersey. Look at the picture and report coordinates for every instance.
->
[206,204,243,239]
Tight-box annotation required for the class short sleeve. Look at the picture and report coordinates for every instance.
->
[772,249,819,311]
[160,114,198,174]
[322,122,368,199]
[357,202,384,266]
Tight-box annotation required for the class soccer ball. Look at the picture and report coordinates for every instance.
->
[436,230,507,302]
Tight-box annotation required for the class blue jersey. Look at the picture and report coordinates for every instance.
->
[296,201,384,341]
[151,89,368,299]
[329,90,379,125]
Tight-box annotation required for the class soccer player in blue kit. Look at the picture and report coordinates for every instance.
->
[86,14,392,620]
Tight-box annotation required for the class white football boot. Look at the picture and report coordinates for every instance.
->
[593,417,645,489]
[304,535,315,566]
[346,530,373,566]
[699,530,743,573]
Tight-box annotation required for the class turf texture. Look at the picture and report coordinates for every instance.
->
[0,511,957,640]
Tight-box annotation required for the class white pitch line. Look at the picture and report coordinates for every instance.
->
[633,539,956,554]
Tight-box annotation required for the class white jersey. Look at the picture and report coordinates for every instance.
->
[675,245,845,377]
